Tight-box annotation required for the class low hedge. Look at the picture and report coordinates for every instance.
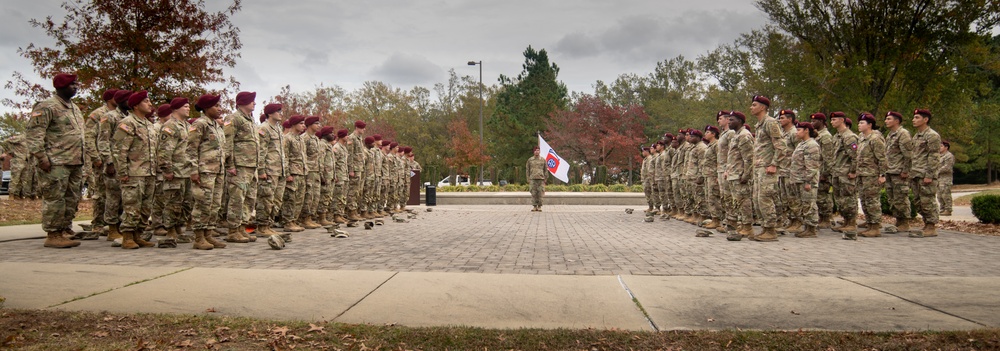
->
[971,194,1000,224]
[433,184,644,192]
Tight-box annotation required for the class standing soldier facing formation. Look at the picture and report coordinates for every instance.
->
[526,146,546,212]
[749,96,785,242]
[255,103,286,235]
[855,113,887,237]
[188,94,228,250]
[112,91,158,249]
[222,92,259,243]
[829,112,859,236]
[909,109,942,238]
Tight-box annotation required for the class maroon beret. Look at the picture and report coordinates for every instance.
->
[102,89,118,101]
[678,129,688,135]
[403,146,413,153]
[653,142,662,147]
[318,126,335,137]
[372,134,382,141]
[716,110,731,118]
[830,111,846,119]
[337,129,349,138]
[795,121,814,131]
[942,140,950,148]
[810,112,827,121]
[752,95,770,107]
[858,113,877,125]
[886,111,903,119]
[731,111,746,122]
[354,120,366,129]
[304,116,320,126]
[844,117,853,127]
[127,90,148,108]
[169,97,189,110]
[263,103,281,115]
[705,125,720,136]
[195,94,220,111]
[364,136,375,146]
[689,129,703,138]
[914,109,931,118]
[286,115,305,125]
[642,147,650,152]
[114,90,133,105]
[156,104,173,118]
[663,133,674,140]
[187,118,198,124]
[53,73,77,88]
[235,91,256,106]
[390,142,399,148]
[281,119,292,129]
[779,109,795,117]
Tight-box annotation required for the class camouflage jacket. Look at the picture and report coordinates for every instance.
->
[1,134,28,161]
[187,116,226,175]
[284,132,307,176]
[831,128,859,176]
[816,128,835,176]
[257,122,287,178]
[223,110,260,170]
[527,155,546,180]
[97,109,126,166]
[649,151,662,180]
[348,132,366,174]
[380,149,392,184]
[333,142,348,183]
[156,117,195,178]
[641,154,652,182]
[85,104,109,163]
[304,133,321,173]
[363,146,377,181]
[855,131,887,177]
[369,147,383,181]
[671,143,688,178]
[725,127,754,182]
[791,138,821,185]
[112,114,157,177]
[884,127,913,175]
[753,115,786,169]
[685,141,706,180]
[701,139,718,180]
[778,126,797,177]
[27,95,85,166]
[911,127,942,179]
[939,151,954,177]
[716,129,733,176]
[658,148,673,180]
[320,141,334,184]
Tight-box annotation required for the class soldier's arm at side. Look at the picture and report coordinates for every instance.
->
[767,121,784,168]
[926,133,943,181]
[25,105,52,171]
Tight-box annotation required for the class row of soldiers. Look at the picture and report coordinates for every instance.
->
[24,73,421,250]
[0,134,44,199]
[640,95,950,241]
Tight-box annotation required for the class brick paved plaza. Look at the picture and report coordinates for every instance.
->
[2,205,997,277]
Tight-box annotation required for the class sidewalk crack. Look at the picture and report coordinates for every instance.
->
[45,267,194,308]
[838,277,989,328]
[333,271,398,321]
[617,275,659,331]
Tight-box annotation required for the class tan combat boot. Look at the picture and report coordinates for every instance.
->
[839,216,857,233]
[153,226,168,236]
[106,224,122,241]
[318,213,334,226]
[860,223,881,237]
[165,227,180,240]
[302,216,321,229]
[43,232,81,248]
[921,223,937,237]
[192,230,214,250]
[203,230,227,248]
[895,217,910,232]
[121,231,139,250]
[225,227,249,243]
[795,225,818,238]
[752,227,779,242]
[347,210,363,221]
[785,219,802,234]
[133,231,155,248]
[259,225,277,235]
[703,218,719,230]
[737,224,754,238]
[333,214,349,224]
[283,221,303,232]
[817,215,832,229]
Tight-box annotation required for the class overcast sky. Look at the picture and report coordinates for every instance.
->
[0,0,767,111]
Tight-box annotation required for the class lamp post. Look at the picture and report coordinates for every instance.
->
[468,60,484,186]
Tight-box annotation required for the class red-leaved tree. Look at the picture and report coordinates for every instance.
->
[546,94,649,180]
[445,118,490,176]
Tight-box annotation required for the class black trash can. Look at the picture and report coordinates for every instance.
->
[425,185,436,206]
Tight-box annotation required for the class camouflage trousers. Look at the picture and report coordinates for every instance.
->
[717,173,730,222]
[858,176,883,225]
[937,175,953,213]
[9,159,36,198]
[378,180,391,211]
[160,178,189,229]
[752,169,780,228]
[347,175,363,211]
[671,177,685,213]
[686,177,704,215]
[885,174,912,220]
[334,180,347,215]
[149,177,165,229]
[319,176,334,215]
[816,176,834,218]
[728,180,753,226]
[656,178,668,211]
[37,165,84,233]
[104,174,122,225]
[190,173,224,230]
[529,179,544,207]
[281,175,306,225]
[911,178,939,224]
[119,176,154,233]
[254,174,286,226]
[832,174,858,219]
[796,183,819,227]
[90,170,106,227]
[704,176,721,219]
[398,177,409,207]
[779,176,800,225]
[643,180,654,209]
[224,166,256,228]
[302,171,321,217]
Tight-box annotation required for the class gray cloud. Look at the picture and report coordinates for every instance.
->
[370,53,444,85]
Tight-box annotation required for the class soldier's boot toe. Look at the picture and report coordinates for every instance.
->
[302,216,321,229]
[204,231,227,248]
[895,217,910,232]
[132,231,155,248]
[752,227,779,242]
[292,222,306,232]
[153,227,168,236]
[333,215,349,224]
[192,230,214,250]
[859,223,882,237]
[795,225,818,238]
[106,224,122,241]
[121,231,139,250]
[703,218,719,230]
[922,223,938,237]
[225,228,249,243]
[43,232,80,248]
[785,219,802,233]
[347,210,363,221]
[165,227,179,240]
[318,213,334,226]
[817,216,832,229]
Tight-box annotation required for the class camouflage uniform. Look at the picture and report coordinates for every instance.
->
[670,142,687,215]
[112,113,157,233]
[26,95,85,233]
[223,110,260,229]
[302,132,322,219]
[365,146,382,213]
[938,150,954,214]
[778,125,799,226]
[884,126,914,222]
[255,121,287,228]
[378,148,392,212]
[188,116,226,231]
[85,105,108,228]
[347,132,366,215]
[716,128,734,226]
[157,117,195,231]
[98,109,126,227]
[641,153,654,210]
[361,145,376,213]
[526,155,546,208]
[831,127,860,221]
[726,126,754,229]
[752,115,786,230]
[281,132,307,225]
[332,141,349,217]
[815,127,836,222]
[1,134,36,198]
[911,126,942,225]
[701,138,720,220]
[856,131,887,227]
[317,139,334,220]
[791,138,821,227]
[657,148,672,213]
[685,140,706,218]
[148,120,165,231]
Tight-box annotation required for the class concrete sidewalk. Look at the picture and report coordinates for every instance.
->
[1,262,996,331]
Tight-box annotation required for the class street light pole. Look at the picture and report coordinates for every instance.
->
[468,60,484,186]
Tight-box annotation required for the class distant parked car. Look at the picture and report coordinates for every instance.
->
[1,170,10,195]
[436,175,492,187]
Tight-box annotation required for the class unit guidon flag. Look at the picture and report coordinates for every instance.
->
[538,135,570,183]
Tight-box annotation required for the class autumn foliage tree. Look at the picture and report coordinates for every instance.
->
[3,0,243,112]
[546,95,649,182]
[445,119,490,178]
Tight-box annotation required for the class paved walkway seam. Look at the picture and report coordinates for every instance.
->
[333,271,399,321]
[838,277,989,328]
[45,267,194,308]
[617,275,658,331]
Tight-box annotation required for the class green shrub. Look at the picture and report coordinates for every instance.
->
[569,184,587,192]
[484,185,502,192]
[879,189,917,217]
[971,194,1000,224]
[630,184,644,192]
[503,184,527,192]
[589,184,609,192]
[609,184,628,192]
[595,166,608,185]
[436,185,459,192]
[547,185,569,192]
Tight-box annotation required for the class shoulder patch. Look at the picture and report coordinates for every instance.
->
[119,123,132,133]
[162,126,174,135]
[223,119,232,126]
[31,111,43,117]
[850,143,858,150]
[188,125,197,132]
[258,128,266,136]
